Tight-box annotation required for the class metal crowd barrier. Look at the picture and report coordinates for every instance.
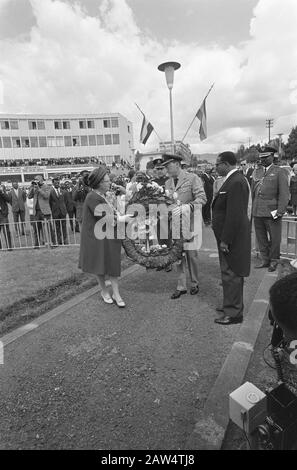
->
[1,215,297,256]
[281,216,297,258]
[0,217,80,251]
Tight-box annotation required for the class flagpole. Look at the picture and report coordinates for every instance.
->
[181,82,215,143]
[134,102,163,142]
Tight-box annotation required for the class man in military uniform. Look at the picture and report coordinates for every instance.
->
[152,157,168,187]
[253,146,290,272]
[161,154,206,299]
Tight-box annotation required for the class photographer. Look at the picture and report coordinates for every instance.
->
[28,175,56,247]
[73,171,90,229]
[0,184,12,250]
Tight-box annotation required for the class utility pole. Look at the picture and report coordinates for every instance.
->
[266,119,274,142]
[277,133,283,158]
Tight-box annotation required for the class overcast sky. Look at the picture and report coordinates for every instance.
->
[0,0,296,154]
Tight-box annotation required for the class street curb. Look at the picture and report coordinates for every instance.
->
[0,264,141,348]
[185,268,279,450]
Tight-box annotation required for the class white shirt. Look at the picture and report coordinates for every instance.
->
[264,163,273,174]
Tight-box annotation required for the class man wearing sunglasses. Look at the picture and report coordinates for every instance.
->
[252,146,290,272]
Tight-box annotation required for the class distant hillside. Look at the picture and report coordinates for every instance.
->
[193,153,218,163]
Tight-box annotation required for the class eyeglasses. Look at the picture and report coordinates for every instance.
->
[215,161,225,167]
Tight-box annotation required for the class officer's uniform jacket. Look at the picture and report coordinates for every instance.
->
[252,164,290,217]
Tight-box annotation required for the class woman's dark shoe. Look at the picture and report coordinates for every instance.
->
[171,290,187,299]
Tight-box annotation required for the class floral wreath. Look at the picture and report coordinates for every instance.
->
[122,179,184,269]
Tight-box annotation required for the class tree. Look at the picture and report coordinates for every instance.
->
[245,146,259,163]
[285,126,297,161]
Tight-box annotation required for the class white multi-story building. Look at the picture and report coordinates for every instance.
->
[0,113,134,165]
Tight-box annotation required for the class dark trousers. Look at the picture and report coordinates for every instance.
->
[30,215,43,246]
[12,210,26,235]
[53,217,68,245]
[254,216,282,263]
[0,219,12,249]
[218,247,244,318]
[67,208,79,232]
[35,210,56,246]
[202,200,212,225]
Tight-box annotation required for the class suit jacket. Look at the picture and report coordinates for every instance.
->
[165,170,206,250]
[0,191,10,222]
[64,189,75,213]
[252,164,290,217]
[49,188,67,218]
[212,170,251,277]
[28,183,52,216]
[9,188,26,212]
[200,173,214,201]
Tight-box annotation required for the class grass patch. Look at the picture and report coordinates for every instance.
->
[0,247,134,336]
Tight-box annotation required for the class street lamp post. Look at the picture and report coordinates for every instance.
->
[158,61,181,154]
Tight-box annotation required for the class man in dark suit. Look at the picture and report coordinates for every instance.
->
[9,182,27,236]
[252,146,290,272]
[49,178,68,245]
[0,184,12,250]
[200,168,214,225]
[64,180,79,232]
[212,151,251,325]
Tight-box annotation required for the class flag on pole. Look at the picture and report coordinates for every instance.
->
[140,113,154,145]
[196,99,207,141]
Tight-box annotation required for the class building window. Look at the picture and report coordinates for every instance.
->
[63,121,70,129]
[54,120,62,130]
[112,134,120,145]
[72,137,80,146]
[105,134,112,145]
[88,135,96,146]
[111,118,119,128]
[39,136,47,147]
[128,125,130,133]
[29,120,37,130]
[10,120,19,130]
[47,137,56,147]
[1,121,10,130]
[37,120,45,130]
[21,137,30,148]
[3,137,12,148]
[30,137,38,148]
[114,155,121,163]
[80,135,88,146]
[0,138,2,148]
[56,137,64,147]
[64,136,72,147]
[87,120,95,129]
[12,137,21,148]
[103,119,111,128]
[79,120,86,129]
[96,135,104,145]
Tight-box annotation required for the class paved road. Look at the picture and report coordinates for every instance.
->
[0,227,265,449]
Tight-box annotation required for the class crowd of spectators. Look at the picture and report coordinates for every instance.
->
[0,157,132,167]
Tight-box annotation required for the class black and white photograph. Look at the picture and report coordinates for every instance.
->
[0,0,297,456]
